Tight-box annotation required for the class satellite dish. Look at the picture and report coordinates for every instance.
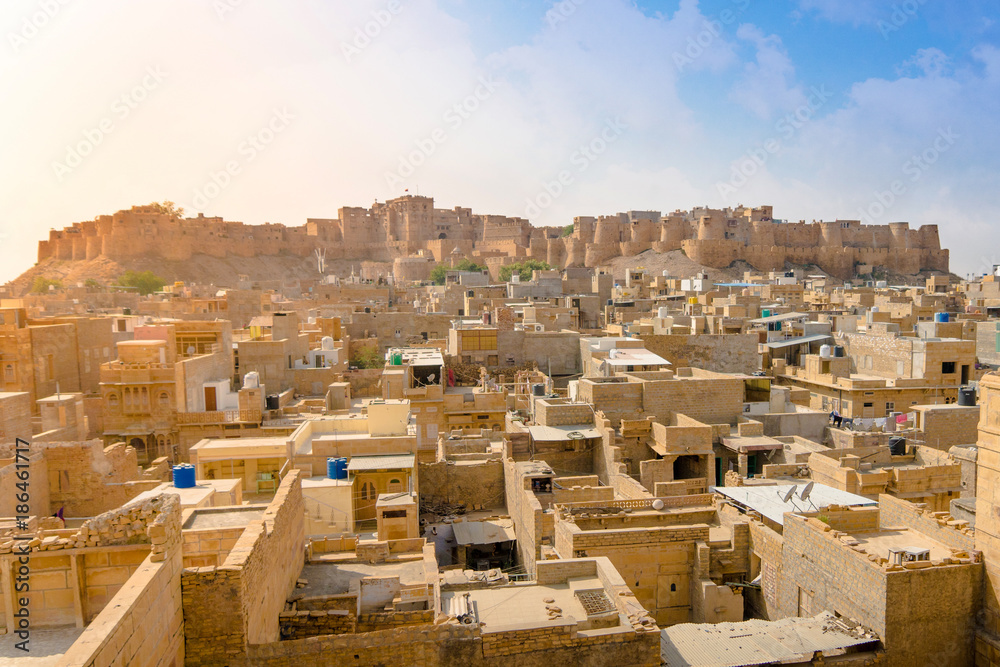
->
[799,481,815,502]
[427,373,436,383]
[780,486,797,503]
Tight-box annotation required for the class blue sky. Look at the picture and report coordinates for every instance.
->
[1,0,998,281]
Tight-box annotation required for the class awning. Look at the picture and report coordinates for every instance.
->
[750,311,811,324]
[452,519,515,546]
[347,454,415,471]
[764,334,832,350]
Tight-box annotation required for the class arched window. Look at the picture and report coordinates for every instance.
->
[159,392,170,407]
[388,478,403,493]
[360,481,376,501]
[124,388,132,408]
[141,387,149,407]
[3,364,13,383]
[108,393,120,411]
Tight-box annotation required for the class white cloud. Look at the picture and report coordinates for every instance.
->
[729,24,807,119]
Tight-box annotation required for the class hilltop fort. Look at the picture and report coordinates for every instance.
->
[36,195,947,281]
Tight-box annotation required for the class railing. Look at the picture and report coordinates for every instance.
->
[176,409,262,425]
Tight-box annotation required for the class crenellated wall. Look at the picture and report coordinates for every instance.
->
[38,202,947,279]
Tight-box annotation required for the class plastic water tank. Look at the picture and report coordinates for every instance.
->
[243,371,260,389]
[935,312,950,323]
[336,458,348,479]
[819,345,833,359]
[173,464,196,488]
[833,345,845,358]
[392,352,403,366]
[321,336,335,350]
[326,457,337,479]
[265,394,280,410]
[658,307,670,319]
[958,387,977,406]
[532,383,546,396]
[761,309,771,318]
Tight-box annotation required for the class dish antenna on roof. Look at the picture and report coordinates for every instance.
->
[780,486,797,503]
[799,481,815,502]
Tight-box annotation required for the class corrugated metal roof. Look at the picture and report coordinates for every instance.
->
[661,612,879,667]
[452,518,516,545]
[713,483,875,526]
[764,334,831,349]
[347,454,415,471]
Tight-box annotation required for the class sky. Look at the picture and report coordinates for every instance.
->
[1,0,998,282]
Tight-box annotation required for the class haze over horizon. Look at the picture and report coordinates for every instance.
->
[2,0,998,283]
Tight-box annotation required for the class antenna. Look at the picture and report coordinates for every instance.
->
[799,481,815,501]
[780,486,797,503]
[314,248,327,274]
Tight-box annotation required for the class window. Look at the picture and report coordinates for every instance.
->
[942,361,956,374]
[885,402,894,416]
[864,402,873,408]
[159,392,170,407]
[360,481,376,501]
[477,414,490,420]
[3,364,13,383]
[108,393,120,410]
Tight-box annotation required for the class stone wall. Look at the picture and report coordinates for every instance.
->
[638,334,760,374]
[182,471,306,665]
[43,440,155,517]
[418,459,505,510]
[57,493,185,666]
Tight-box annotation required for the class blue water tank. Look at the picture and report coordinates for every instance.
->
[326,457,338,479]
[172,464,196,488]
[335,457,348,479]
[935,312,950,323]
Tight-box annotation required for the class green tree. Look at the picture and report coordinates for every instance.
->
[30,276,63,293]
[150,201,184,217]
[351,346,384,369]
[499,259,551,282]
[560,223,574,237]
[114,270,167,296]
[84,278,101,289]
[429,259,487,285]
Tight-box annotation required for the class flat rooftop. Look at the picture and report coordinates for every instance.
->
[296,559,427,598]
[183,506,264,530]
[443,575,613,632]
[851,528,956,561]
[128,478,241,508]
